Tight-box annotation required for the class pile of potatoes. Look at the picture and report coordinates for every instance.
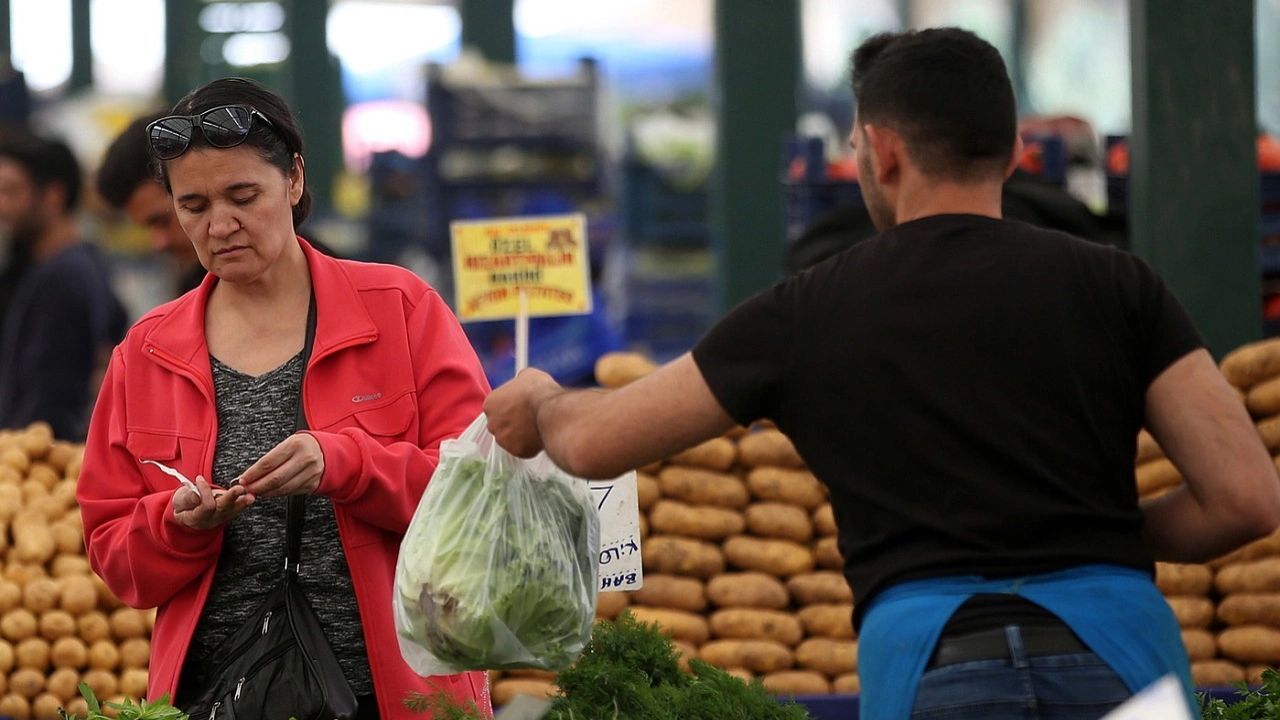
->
[0,423,154,720]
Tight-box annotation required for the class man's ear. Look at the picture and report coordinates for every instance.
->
[863,123,901,185]
[1004,135,1025,179]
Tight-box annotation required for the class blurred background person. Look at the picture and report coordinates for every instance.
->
[96,111,205,296]
[0,136,127,439]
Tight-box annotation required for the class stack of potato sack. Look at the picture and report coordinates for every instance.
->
[0,423,154,720]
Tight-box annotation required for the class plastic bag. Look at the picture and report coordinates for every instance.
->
[395,414,600,675]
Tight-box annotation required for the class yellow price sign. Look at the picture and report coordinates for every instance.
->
[450,214,592,322]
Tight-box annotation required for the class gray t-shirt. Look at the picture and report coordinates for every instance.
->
[178,351,373,698]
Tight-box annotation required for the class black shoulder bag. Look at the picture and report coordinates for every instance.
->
[187,297,359,720]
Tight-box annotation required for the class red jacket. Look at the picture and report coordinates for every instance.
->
[78,239,493,718]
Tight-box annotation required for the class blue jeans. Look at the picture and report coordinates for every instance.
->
[910,626,1133,719]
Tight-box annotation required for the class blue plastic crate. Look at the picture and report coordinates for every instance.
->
[622,159,710,248]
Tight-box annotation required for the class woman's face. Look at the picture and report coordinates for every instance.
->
[166,144,304,284]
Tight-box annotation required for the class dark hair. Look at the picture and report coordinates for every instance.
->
[851,28,1016,181]
[96,111,166,210]
[156,77,311,228]
[0,135,83,213]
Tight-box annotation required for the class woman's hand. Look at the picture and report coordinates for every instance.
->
[172,476,254,530]
[237,433,325,497]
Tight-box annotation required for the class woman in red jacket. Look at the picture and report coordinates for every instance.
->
[77,77,491,719]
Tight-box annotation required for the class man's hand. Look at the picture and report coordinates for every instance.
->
[172,476,254,530]
[237,433,326,497]
[484,368,564,457]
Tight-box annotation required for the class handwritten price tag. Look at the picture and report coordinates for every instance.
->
[588,472,643,592]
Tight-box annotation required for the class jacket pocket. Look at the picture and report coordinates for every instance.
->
[126,430,179,461]
[352,392,415,438]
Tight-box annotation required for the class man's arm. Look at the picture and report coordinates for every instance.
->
[485,353,738,479]
[1142,348,1280,561]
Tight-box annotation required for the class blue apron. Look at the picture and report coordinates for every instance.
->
[857,565,1196,720]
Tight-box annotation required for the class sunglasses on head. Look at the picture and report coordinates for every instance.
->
[146,104,279,161]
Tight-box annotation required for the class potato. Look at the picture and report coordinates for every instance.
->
[93,575,125,611]
[636,473,660,511]
[25,464,58,491]
[669,438,737,472]
[493,678,557,706]
[1182,629,1216,662]
[626,606,711,644]
[504,668,557,681]
[638,514,649,539]
[706,572,790,610]
[64,452,83,482]
[46,668,79,702]
[709,608,803,645]
[1135,459,1181,496]
[658,467,750,509]
[1219,626,1280,664]
[642,536,725,578]
[630,575,706,613]
[594,352,657,389]
[64,697,89,718]
[1217,593,1280,626]
[798,604,855,640]
[0,693,30,720]
[1258,415,1280,451]
[1193,659,1247,687]
[1216,557,1280,594]
[1135,430,1163,463]
[639,461,663,475]
[12,521,54,565]
[723,667,754,683]
[762,670,829,696]
[723,537,814,577]
[745,503,813,544]
[19,481,48,505]
[0,485,21,523]
[120,669,148,700]
[833,673,860,694]
[110,608,147,640]
[0,580,20,612]
[32,693,62,719]
[737,430,804,469]
[144,609,156,633]
[1247,665,1271,687]
[699,639,794,673]
[44,443,76,474]
[49,524,82,556]
[1222,339,1280,389]
[1248,377,1280,417]
[1155,563,1213,596]
[745,468,826,510]
[0,638,12,672]
[812,504,837,537]
[795,638,858,677]
[87,639,119,670]
[50,637,86,669]
[596,591,630,620]
[787,572,853,605]
[668,640,697,672]
[2,609,38,641]
[76,613,111,644]
[649,500,744,541]
[0,447,30,473]
[18,425,52,460]
[1213,531,1280,567]
[22,578,59,614]
[120,638,150,669]
[1166,596,1214,628]
[9,668,44,698]
[80,669,117,700]
[16,637,49,670]
[814,537,843,570]
[59,576,97,615]
[50,555,89,580]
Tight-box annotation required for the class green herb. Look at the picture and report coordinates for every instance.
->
[58,683,188,720]
[399,456,599,671]
[1201,669,1280,719]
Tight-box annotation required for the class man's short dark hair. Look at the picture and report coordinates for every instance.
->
[851,28,1016,181]
[96,111,166,210]
[0,135,83,213]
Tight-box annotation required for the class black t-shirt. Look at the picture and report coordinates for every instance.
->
[693,214,1204,624]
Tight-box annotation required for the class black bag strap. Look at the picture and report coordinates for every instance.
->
[285,293,318,574]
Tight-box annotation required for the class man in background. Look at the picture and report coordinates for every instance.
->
[0,137,127,439]
[97,111,205,296]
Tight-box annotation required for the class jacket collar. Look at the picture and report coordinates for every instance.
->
[143,237,378,367]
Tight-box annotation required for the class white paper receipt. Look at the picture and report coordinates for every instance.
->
[589,472,644,592]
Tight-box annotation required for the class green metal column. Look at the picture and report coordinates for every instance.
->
[460,0,515,64]
[1009,0,1029,113]
[163,0,200,103]
[711,0,800,308]
[287,0,343,220]
[1130,0,1259,356]
[69,0,91,91]
[0,0,10,69]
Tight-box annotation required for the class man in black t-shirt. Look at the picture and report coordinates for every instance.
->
[484,28,1279,719]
